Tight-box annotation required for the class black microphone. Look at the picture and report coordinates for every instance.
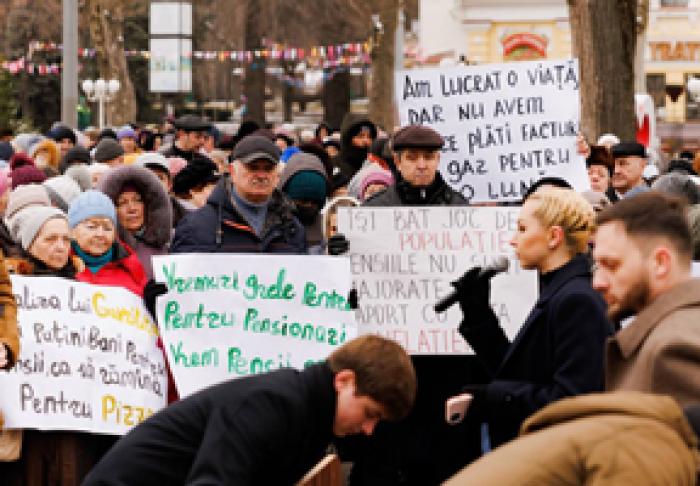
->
[434,257,510,313]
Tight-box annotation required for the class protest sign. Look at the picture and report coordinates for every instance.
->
[0,276,167,434]
[395,59,588,202]
[338,206,538,355]
[152,254,357,397]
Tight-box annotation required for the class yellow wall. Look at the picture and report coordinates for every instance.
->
[465,21,572,64]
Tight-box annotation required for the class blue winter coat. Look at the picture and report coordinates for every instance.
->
[170,177,307,254]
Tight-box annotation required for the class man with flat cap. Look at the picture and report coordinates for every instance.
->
[338,125,475,485]
[363,124,466,207]
[170,134,307,254]
[608,141,649,202]
[161,114,213,164]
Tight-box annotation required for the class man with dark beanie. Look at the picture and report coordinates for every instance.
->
[332,114,377,191]
[278,152,329,254]
[60,145,91,173]
[47,124,76,157]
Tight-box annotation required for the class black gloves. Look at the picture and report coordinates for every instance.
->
[451,267,492,316]
[143,280,169,320]
[347,288,358,310]
[327,233,350,256]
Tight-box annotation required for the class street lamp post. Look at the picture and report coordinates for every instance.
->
[81,78,121,130]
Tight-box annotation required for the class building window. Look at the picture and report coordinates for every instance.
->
[646,74,666,110]
[685,73,700,120]
[660,0,688,7]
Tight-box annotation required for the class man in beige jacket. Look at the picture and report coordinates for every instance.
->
[592,192,700,405]
[444,392,699,485]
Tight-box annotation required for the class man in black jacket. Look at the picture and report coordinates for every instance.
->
[170,135,307,254]
[161,115,213,164]
[82,335,416,486]
[364,125,467,207]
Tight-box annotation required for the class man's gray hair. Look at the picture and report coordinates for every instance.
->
[651,173,700,205]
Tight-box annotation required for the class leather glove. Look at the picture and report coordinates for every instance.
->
[143,280,169,321]
[327,233,350,256]
[451,267,492,316]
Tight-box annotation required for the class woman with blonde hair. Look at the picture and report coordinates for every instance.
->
[453,187,613,449]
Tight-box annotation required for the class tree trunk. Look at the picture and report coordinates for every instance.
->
[242,0,266,126]
[322,69,351,130]
[369,0,398,131]
[86,0,137,126]
[568,0,637,141]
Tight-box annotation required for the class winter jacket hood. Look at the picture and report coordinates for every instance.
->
[98,165,173,249]
[522,391,697,448]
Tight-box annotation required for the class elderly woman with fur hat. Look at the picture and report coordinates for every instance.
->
[97,165,172,280]
[68,190,148,296]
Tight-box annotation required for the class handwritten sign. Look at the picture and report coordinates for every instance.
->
[395,59,589,202]
[0,276,167,434]
[152,254,358,397]
[338,206,538,355]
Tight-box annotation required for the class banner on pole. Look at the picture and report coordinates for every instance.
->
[338,206,538,355]
[0,276,167,434]
[152,254,358,398]
[395,59,588,203]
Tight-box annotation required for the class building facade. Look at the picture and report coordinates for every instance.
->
[418,0,700,148]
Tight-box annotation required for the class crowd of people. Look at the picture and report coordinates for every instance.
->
[0,111,697,485]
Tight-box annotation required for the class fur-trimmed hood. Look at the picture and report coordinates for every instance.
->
[98,165,173,248]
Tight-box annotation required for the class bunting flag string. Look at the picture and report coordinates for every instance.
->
[26,39,371,66]
[6,39,372,76]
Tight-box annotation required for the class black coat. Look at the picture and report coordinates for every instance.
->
[170,177,307,254]
[345,175,478,486]
[460,254,614,447]
[82,364,336,486]
[363,173,467,207]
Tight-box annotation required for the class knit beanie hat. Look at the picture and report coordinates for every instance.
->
[67,190,116,228]
[5,184,50,221]
[18,206,66,251]
[10,153,47,189]
[60,145,91,173]
[47,125,77,145]
[117,126,137,141]
[94,138,124,162]
[43,175,82,212]
[172,159,219,195]
[283,170,328,205]
[64,165,92,192]
[359,169,394,199]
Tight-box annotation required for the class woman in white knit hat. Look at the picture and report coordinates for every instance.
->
[15,206,77,277]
